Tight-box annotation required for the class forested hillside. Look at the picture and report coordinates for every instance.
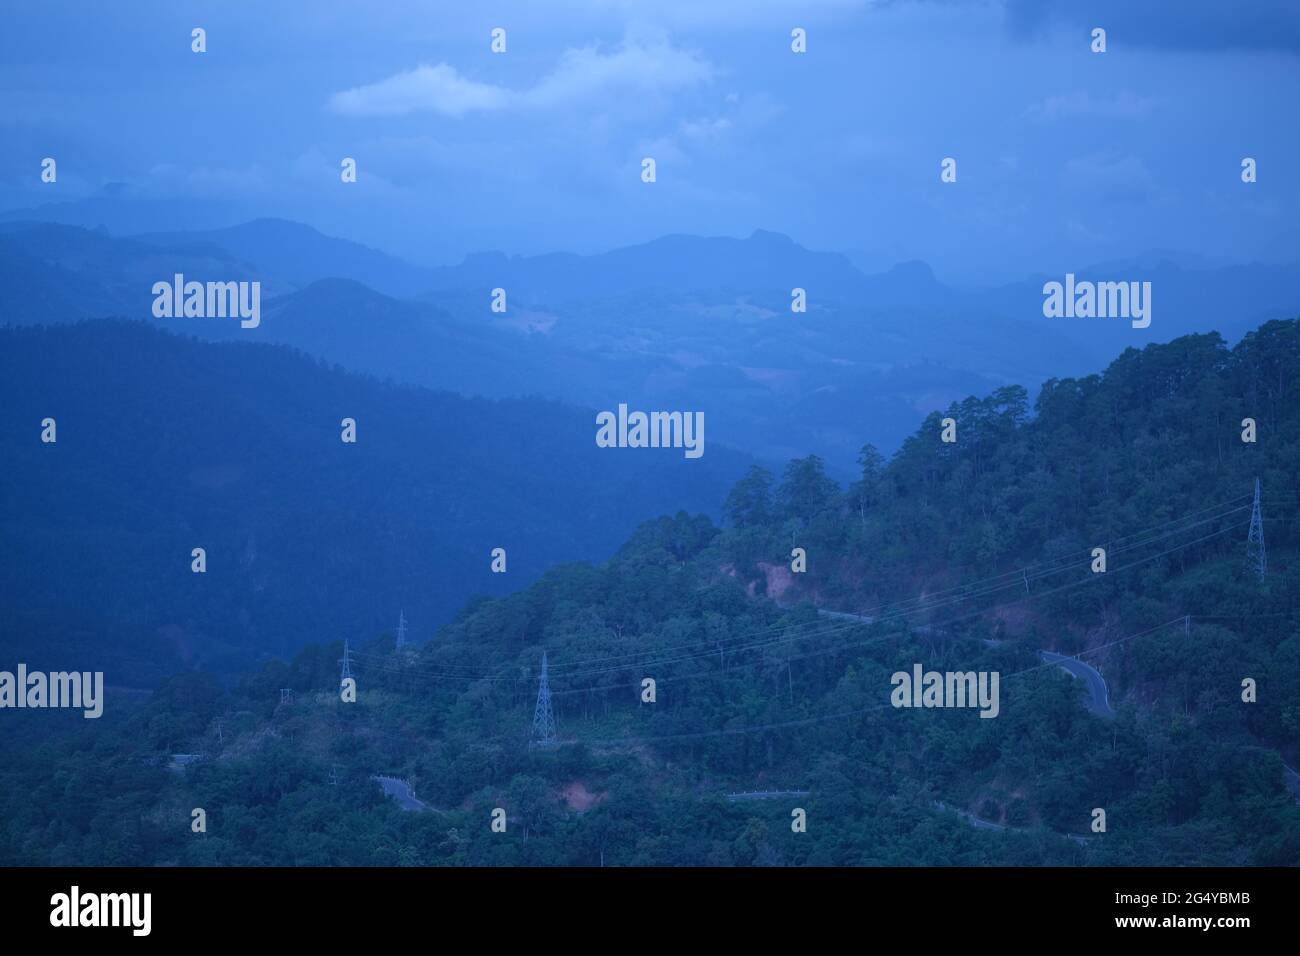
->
[0,320,750,678]
[3,322,1297,866]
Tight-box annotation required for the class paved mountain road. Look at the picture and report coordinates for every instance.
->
[808,607,1298,805]
[372,775,429,812]
[810,607,1114,717]
[1038,650,1114,719]
[1285,764,1300,803]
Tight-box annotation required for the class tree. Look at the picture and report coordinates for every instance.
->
[851,443,886,524]
[777,456,839,526]
[723,465,774,528]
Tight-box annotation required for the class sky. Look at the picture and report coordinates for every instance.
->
[2,0,1298,283]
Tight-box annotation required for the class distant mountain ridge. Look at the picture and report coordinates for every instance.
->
[132,219,436,299]
[0,320,753,677]
[420,230,887,302]
[4,217,1300,471]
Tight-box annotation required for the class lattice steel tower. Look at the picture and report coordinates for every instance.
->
[1247,477,1267,582]
[396,610,408,650]
[531,651,557,748]
[339,639,354,683]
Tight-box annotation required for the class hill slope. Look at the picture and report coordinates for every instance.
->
[0,320,751,677]
[3,322,1296,866]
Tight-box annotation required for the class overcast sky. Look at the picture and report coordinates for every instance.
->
[3,0,1298,283]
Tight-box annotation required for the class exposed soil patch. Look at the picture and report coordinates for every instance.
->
[753,561,797,603]
[560,780,607,812]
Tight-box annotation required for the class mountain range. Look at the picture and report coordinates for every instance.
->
[0,320,751,677]
[4,214,1299,476]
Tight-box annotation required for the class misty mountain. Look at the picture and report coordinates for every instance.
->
[251,279,582,397]
[0,320,751,679]
[0,186,243,239]
[977,258,1300,359]
[0,220,278,322]
[133,219,436,299]
[5,218,1300,473]
[420,230,887,303]
[8,319,1297,869]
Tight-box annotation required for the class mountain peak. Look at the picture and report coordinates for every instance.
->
[747,228,797,245]
[886,260,938,283]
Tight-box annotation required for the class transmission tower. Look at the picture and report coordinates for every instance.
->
[530,651,557,748]
[396,610,408,649]
[1246,477,1267,582]
[339,640,354,683]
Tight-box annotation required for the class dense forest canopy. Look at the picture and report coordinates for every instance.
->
[0,319,750,679]
[2,321,1298,866]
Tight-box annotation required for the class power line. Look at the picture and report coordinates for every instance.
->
[819,493,1253,621]
[581,618,1188,747]
[542,516,1249,683]
[345,496,1255,690]
[831,502,1252,624]
[545,497,1253,675]
[344,517,1248,700]
[547,523,1247,699]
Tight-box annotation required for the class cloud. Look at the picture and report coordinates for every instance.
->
[329,64,509,118]
[524,39,713,108]
[146,162,271,197]
[677,116,733,141]
[1064,218,1108,245]
[1003,0,1300,55]
[1062,153,1158,204]
[1025,91,1159,121]
[329,37,713,118]
[289,147,405,198]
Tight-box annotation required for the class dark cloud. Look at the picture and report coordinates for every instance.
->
[1004,0,1300,54]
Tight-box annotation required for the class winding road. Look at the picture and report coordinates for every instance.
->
[372,775,429,811]
[1039,650,1113,718]
[1284,764,1300,803]
[726,789,811,802]
[808,606,1300,808]
[932,800,1093,844]
[809,606,1115,717]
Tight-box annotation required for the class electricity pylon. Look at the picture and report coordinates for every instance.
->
[396,610,408,650]
[339,640,354,683]
[531,651,557,748]
[1246,477,1267,582]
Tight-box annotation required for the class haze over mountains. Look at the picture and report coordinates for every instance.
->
[5,0,1299,883]
[0,320,752,677]
[3,212,1299,473]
